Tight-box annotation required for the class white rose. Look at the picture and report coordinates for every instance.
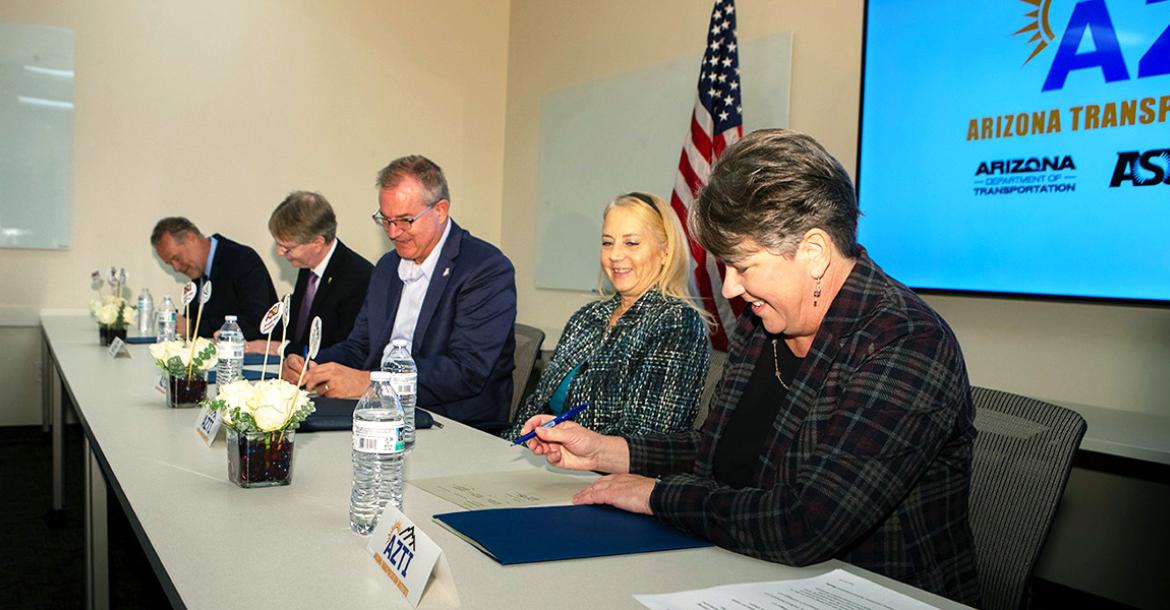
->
[251,403,292,432]
[217,380,255,410]
[246,380,306,432]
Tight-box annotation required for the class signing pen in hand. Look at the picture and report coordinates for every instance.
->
[512,403,589,446]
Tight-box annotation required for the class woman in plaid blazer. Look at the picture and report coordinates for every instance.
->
[502,193,710,439]
[519,131,981,606]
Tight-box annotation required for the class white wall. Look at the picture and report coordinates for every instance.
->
[0,0,511,424]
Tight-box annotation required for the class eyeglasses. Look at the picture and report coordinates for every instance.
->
[372,203,437,232]
[274,240,308,256]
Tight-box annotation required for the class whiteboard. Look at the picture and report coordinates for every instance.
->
[535,33,792,291]
[0,23,74,250]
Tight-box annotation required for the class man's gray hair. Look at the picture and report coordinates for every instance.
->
[375,155,450,206]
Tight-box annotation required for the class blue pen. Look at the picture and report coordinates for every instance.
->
[512,403,589,446]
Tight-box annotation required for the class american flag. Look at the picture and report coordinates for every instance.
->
[670,0,744,351]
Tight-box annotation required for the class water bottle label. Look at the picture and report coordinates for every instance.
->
[389,372,417,396]
[217,342,244,359]
[353,420,404,454]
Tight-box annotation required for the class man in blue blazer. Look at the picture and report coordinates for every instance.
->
[286,156,517,430]
[151,217,277,340]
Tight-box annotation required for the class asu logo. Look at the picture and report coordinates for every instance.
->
[1109,149,1170,186]
[1014,0,1170,91]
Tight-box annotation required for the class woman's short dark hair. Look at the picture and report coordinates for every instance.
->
[690,129,861,262]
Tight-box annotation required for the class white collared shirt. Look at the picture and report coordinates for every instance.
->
[311,239,338,278]
[389,221,452,349]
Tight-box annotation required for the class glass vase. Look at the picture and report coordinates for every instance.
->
[166,372,208,408]
[226,428,296,488]
[98,325,127,346]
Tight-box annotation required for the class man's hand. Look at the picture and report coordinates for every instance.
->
[282,354,306,384]
[244,339,281,355]
[572,474,655,515]
[301,362,371,398]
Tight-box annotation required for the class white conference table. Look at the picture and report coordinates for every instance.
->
[42,314,968,609]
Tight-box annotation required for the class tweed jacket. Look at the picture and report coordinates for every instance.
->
[504,290,709,438]
[627,253,981,606]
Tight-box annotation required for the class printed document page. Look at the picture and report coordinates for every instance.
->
[635,568,938,610]
[411,469,594,509]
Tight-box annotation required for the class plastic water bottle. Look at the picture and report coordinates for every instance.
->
[155,296,177,342]
[350,372,405,535]
[215,316,245,385]
[136,288,154,334]
[381,340,417,450]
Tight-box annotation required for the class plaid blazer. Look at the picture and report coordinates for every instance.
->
[504,290,709,438]
[628,253,981,606]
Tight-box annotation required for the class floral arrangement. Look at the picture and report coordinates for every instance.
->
[89,267,134,330]
[90,295,137,329]
[206,379,315,434]
[149,338,217,378]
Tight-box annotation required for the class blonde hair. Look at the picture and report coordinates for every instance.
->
[599,193,709,321]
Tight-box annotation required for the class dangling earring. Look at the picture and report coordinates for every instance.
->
[813,277,823,307]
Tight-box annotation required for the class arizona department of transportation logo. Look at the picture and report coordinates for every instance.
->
[972,155,1078,196]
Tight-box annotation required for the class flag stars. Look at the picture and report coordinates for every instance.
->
[728,42,737,52]
[719,111,729,121]
[717,73,727,83]
[722,58,732,67]
[708,87,718,97]
[710,39,722,51]
[730,82,738,90]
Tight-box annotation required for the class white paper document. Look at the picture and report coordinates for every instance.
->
[410,468,594,509]
[634,568,939,610]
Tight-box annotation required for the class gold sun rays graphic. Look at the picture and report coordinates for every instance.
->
[1014,0,1057,64]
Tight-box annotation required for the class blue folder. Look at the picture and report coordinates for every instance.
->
[432,504,711,564]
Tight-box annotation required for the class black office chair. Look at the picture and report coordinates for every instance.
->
[968,386,1087,610]
[693,349,726,429]
[509,323,545,426]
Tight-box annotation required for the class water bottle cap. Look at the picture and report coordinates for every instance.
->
[392,339,409,348]
[225,315,237,321]
[370,371,392,382]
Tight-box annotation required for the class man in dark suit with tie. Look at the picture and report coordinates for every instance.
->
[150,217,277,340]
[245,191,373,356]
[283,155,517,430]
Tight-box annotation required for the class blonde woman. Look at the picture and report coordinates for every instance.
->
[503,193,709,438]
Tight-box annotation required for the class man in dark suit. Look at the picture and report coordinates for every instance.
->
[245,191,373,356]
[150,217,277,340]
[284,155,517,430]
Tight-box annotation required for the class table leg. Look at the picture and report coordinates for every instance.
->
[41,329,51,433]
[50,357,64,512]
[84,435,109,610]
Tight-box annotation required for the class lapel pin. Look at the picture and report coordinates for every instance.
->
[443,267,450,277]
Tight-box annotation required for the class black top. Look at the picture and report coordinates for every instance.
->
[283,239,373,356]
[195,234,278,340]
[712,334,802,488]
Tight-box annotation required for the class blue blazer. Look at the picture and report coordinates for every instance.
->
[316,221,517,429]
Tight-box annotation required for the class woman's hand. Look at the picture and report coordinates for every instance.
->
[520,415,629,474]
[573,474,655,515]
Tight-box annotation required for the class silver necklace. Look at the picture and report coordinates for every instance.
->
[771,339,791,390]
